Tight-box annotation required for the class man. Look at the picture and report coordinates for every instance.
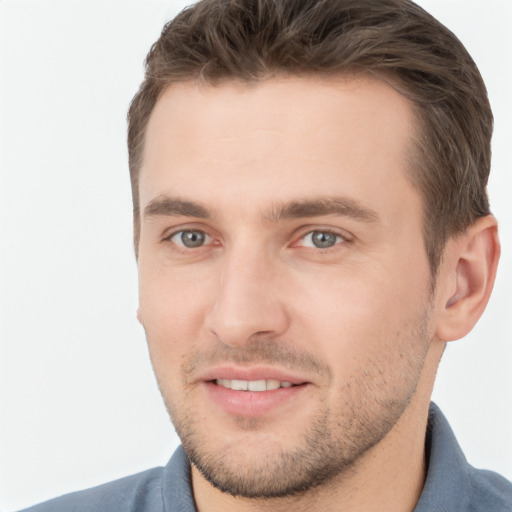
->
[20,0,512,510]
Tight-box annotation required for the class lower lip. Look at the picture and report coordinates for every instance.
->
[204,381,309,417]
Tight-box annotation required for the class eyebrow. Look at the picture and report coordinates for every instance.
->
[265,197,380,223]
[143,195,379,224]
[144,196,212,219]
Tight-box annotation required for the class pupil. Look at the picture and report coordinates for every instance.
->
[181,231,205,248]
[312,231,336,248]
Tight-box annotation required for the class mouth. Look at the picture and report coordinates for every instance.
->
[200,369,310,417]
[214,378,297,391]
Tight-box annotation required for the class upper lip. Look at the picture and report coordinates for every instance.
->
[198,365,310,385]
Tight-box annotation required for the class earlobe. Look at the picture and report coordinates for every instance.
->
[137,308,144,326]
[436,215,500,342]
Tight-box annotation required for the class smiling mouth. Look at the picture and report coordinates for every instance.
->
[215,379,298,391]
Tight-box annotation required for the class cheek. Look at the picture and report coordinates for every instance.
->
[138,263,213,368]
[291,261,429,361]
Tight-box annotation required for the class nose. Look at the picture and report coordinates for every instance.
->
[204,245,290,347]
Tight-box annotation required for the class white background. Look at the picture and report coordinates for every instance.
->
[0,1,511,510]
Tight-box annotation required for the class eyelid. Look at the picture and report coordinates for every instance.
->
[162,222,214,241]
[169,229,212,248]
[161,224,220,252]
[292,226,353,247]
[160,223,352,250]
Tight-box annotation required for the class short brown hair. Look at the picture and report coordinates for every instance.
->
[128,0,493,275]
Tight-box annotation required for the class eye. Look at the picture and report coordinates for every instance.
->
[170,230,212,248]
[300,230,345,249]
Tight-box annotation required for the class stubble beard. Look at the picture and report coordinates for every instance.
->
[173,399,397,499]
[154,310,432,499]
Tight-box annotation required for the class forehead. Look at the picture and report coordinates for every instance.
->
[139,75,419,221]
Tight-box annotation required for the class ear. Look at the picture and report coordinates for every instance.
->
[435,215,500,342]
[136,307,144,326]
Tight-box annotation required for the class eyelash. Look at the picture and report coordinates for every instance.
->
[163,228,213,249]
[162,227,351,252]
[294,229,348,251]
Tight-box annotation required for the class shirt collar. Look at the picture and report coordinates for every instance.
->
[413,402,471,511]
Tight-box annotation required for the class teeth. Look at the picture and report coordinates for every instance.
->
[248,380,266,392]
[266,379,280,391]
[217,379,230,388]
[215,379,297,391]
[231,379,248,391]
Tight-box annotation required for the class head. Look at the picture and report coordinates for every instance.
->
[130,0,499,505]
[128,0,493,277]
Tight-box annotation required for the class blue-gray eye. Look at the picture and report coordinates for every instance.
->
[302,231,342,248]
[171,230,209,248]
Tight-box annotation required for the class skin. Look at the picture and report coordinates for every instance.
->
[136,76,499,512]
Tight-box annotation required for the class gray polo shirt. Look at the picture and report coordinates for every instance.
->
[20,403,512,511]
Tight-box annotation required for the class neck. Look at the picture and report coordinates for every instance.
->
[192,341,444,512]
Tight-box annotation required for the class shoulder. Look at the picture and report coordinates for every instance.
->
[18,446,194,512]
[19,466,165,512]
[415,403,512,512]
[466,466,512,512]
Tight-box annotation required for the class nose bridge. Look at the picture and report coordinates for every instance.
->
[206,239,288,346]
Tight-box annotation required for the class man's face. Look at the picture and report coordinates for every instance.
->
[137,76,436,497]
